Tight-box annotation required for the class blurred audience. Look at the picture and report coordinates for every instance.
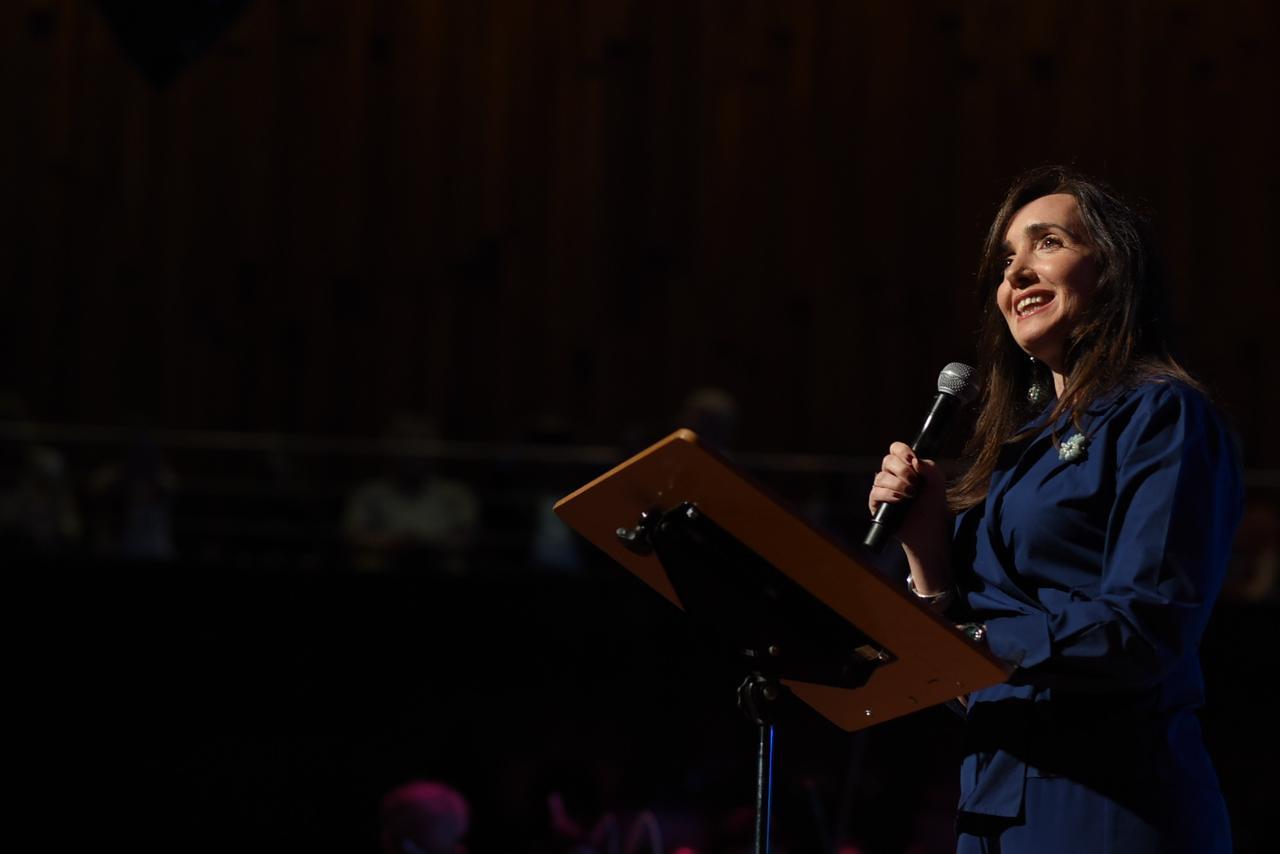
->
[0,395,82,555]
[619,385,741,459]
[379,779,469,854]
[86,429,178,560]
[1225,489,1280,602]
[524,414,584,572]
[548,791,715,854]
[342,414,479,572]
[676,387,739,452]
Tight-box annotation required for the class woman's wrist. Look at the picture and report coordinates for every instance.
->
[899,513,952,587]
[907,575,956,612]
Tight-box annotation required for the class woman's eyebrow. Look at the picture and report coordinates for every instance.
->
[1001,221,1082,254]
[1022,221,1081,241]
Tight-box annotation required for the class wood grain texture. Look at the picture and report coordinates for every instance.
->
[1,0,1276,464]
[555,428,1010,731]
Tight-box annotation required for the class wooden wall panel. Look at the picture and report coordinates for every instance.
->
[1,0,1277,464]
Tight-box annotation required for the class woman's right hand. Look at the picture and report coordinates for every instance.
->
[867,441,952,592]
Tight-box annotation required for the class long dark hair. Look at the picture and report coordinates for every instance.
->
[949,166,1196,511]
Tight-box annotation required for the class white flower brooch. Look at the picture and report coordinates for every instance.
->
[1058,432,1090,462]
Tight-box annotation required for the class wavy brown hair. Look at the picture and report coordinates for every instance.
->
[948,166,1197,511]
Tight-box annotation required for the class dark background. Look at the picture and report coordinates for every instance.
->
[2,1,1278,852]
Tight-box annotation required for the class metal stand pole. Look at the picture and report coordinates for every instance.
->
[754,721,776,854]
[739,673,784,854]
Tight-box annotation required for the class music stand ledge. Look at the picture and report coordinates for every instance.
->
[554,428,1010,732]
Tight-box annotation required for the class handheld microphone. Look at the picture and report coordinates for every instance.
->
[863,362,979,553]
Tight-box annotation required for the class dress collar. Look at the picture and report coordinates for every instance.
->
[1016,383,1132,436]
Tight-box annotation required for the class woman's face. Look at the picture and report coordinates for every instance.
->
[996,193,1099,372]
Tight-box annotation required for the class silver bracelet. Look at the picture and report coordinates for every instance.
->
[906,576,955,612]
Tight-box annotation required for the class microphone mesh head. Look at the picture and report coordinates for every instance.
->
[937,362,979,404]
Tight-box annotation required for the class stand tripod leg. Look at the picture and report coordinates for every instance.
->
[755,721,775,854]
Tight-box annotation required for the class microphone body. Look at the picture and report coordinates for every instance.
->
[863,363,977,553]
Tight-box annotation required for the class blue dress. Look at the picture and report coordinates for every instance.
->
[951,380,1241,853]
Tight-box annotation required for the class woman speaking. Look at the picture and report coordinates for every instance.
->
[868,166,1240,853]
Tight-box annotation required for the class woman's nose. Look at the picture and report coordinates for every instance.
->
[1006,257,1037,287]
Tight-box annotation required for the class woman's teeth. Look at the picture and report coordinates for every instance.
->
[1016,294,1051,316]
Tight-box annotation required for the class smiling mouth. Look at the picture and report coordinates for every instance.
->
[1015,293,1055,318]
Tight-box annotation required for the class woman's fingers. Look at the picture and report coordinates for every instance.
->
[888,441,916,463]
[879,451,920,491]
[868,444,922,514]
[881,454,918,485]
[868,483,912,515]
[871,471,915,497]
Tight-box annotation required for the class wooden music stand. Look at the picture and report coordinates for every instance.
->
[554,429,1010,852]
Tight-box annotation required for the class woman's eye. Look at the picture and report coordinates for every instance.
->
[1039,235,1062,249]
[1001,256,1013,268]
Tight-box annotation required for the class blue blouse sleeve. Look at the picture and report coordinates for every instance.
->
[982,383,1242,692]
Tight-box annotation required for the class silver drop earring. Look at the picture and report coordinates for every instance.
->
[1027,356,1050,406]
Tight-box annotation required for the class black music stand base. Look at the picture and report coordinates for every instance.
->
[628,502,883,854]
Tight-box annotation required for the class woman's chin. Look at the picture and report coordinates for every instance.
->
[1018,344,1063,374]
